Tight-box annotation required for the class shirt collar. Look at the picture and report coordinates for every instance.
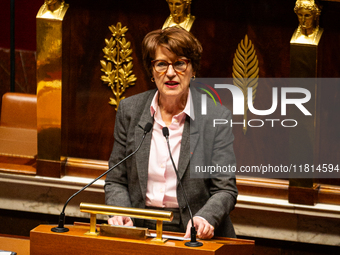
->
[150,89,195,121]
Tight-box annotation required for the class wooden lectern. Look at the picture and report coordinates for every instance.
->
[30,224,254,254]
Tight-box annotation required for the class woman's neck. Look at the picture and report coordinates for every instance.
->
[158,92,188,126]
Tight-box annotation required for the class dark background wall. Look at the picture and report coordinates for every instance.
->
[0,1,41,51]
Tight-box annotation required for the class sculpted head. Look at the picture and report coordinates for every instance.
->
[294,0,321,36]
[45,0,61,5]
[166,0,191,24]
[44,0,64,11]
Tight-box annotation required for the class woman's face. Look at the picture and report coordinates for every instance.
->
[152,45,194,102]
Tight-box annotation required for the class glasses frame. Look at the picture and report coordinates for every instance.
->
[151,59,191,74]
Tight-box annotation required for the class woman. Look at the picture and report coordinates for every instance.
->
[104,27,237,239]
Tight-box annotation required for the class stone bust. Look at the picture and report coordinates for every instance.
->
[37,0,69,20]
[291,0,323,45]
[162,0,195,31]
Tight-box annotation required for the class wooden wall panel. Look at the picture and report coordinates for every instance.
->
[62,0,166,160]
[0,0,41,51]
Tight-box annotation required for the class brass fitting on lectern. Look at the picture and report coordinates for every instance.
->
[80,203,173,243]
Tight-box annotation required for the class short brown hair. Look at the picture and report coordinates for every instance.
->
[142,27,203,77]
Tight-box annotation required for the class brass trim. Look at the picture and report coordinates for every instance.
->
[80,203,173,221]
[151,220,168,243]
[80,203,173,242]
[66,157,108,170]
[84,213,100,236]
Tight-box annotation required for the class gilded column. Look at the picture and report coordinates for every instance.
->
[36,0,69,177]
[289,0,323,205]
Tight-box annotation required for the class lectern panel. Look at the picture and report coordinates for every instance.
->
[30,225,254,255]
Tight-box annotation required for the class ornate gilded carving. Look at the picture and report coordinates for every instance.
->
[232,35,259,135]
[162,0,195,31]
[37,0,68,20]
[101,22,137,111]
[291,0,323,45]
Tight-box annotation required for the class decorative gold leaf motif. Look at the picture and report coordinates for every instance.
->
[232,34,259,135]
[101,22,136,110]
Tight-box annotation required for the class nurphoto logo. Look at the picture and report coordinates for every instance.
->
[195,78,313,128]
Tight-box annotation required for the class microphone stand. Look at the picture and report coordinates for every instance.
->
[51,123,152,233]
[162,127,203,247]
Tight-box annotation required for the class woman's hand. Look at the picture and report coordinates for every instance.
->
[108,216,133,226]
[184,216,214,239]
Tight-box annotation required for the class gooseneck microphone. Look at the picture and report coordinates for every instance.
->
[162,127,203,247]
[51,122,153,233]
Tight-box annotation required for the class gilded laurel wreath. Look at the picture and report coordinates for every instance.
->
[100,22,137,110]
[232,34,259,135]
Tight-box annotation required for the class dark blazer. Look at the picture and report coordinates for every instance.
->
[105,88,238,237]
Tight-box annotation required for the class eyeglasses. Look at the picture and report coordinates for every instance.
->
[151,59,190,74]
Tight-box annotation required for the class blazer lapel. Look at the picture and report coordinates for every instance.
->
[178,89,200,180]
[135,90,156,199]
[135,88,201,188]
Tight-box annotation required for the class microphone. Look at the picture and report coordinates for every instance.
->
[162,127,203,247]
[51,122,153,233]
